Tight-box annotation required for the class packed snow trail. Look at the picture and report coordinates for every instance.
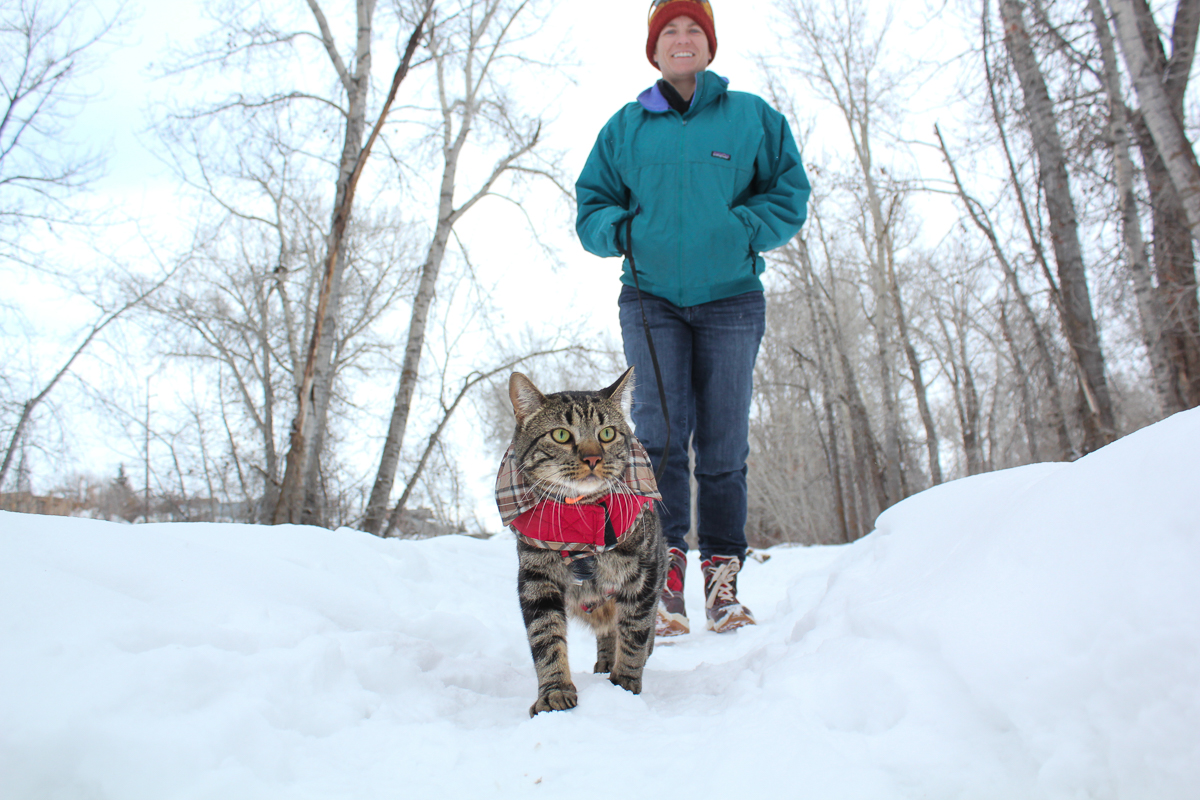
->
[2,408,1199,799]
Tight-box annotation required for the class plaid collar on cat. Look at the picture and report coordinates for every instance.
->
[495,436,660,558]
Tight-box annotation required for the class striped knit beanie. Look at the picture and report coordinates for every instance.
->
[646,0,717,68]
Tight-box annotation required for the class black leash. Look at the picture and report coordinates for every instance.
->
[620,214,671,483]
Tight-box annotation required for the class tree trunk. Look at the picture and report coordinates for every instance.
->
[935,310,984,476]
[794,240,853,542]
[1088,0,1181,416]
[258,270,281,522]
[1000,0,1117,451]
[998,300,1040,461]
[1120,0,1200,409]
[275,0,427,525]
[855,147,908,503]
[888,252,942,486]
[1109,0,1200,242]
[362,186,455,533]
[813,315,852,543]
[956,323,984,475]
[935,122,1075,459]
[274,0,377,525]
[361,39,467,536]
[1137,123,1200,410]
[361,4,545,535]
[977,17,1078,458]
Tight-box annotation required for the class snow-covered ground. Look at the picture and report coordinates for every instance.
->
[3,409,1198,799]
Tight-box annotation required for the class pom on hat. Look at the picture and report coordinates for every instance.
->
[646,0,716,69]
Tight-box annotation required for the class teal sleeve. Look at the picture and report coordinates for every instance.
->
[732,109,810,254]
[575,121,634,258]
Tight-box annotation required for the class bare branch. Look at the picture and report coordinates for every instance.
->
[1,263,180,488]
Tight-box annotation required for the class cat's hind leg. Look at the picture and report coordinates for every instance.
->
[587,600,617,673]
[608,538,664,694]
[608,582,657,694]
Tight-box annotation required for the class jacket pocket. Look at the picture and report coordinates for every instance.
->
[628,205,673,281]
[726,206,757,274]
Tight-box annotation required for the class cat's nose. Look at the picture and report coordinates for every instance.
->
[581,454,603,469]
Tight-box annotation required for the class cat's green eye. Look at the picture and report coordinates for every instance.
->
[551,428,571,444]
[598,426,617,443]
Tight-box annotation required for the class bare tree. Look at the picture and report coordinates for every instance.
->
[1,269,175,489]
[928,256,987,476]
[361,0,557,535]
[0,0,125,261]
[1107,0,1200,239]
[780,0,943,496]
[1105,0,1200,410]
[934,122,1074,459]
[156,0,433,525]
[380,347,569,536]
[147,191,417,522]
[997,0,1116,451]
[1086,0,1178,416]
[273,2,430,524]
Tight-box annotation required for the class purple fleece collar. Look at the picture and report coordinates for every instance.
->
[637,82,671,113]
[636,73,730,113]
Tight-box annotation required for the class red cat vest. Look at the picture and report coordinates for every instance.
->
[510,494,655,551]
[495,440,660,559]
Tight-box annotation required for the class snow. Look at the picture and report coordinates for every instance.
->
[3,410,1199,799]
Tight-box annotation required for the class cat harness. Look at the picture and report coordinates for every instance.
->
[495,437,661,570]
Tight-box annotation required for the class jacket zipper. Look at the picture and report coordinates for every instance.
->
[677,112,686,291]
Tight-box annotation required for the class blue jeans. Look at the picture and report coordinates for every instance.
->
[618,284,765,559]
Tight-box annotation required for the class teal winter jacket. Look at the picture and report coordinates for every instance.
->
[575,71,810,307]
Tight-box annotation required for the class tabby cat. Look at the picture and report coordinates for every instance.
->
[498,367,666,717]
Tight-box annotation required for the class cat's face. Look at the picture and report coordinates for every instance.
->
[508,368,636,497]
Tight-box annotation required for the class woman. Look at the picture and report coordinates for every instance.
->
[575,0,810,635]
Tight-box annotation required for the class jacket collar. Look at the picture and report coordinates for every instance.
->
[636,70,729,115]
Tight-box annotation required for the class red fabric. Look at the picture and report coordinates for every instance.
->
[667,567,684,593]
[646,0,717,68]
[511,495,654,549]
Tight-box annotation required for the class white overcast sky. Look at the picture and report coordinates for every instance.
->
[17,0,966,508]
[75,0,963,332]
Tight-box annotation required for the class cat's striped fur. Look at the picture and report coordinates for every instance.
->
[508,368,667,717]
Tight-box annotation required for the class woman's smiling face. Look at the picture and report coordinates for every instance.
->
[653,14,711,87]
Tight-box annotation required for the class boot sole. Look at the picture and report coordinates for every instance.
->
[706,607,756,633]
[655,608,690,637]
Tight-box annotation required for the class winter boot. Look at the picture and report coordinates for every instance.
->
[701,554,756,633]
[655,547,690,637]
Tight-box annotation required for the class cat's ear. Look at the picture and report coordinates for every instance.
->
[509,372,547,424]
[602,366,635,423]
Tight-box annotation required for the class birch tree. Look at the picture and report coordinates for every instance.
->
[1106,0,1200,410]
[1108,0,1200,238]
[781,0,941,493]
[274,1,429,524]
[935,122,1074,460]
[155,0,434,525]
[361,0,556,536]
[998,0,1116,452]
[1086,0,1179,415]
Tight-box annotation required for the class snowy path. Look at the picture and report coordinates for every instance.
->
[3,408,1199,799]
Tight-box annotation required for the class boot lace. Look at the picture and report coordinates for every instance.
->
[705,557,741,610]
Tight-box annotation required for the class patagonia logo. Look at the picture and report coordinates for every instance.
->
[711,151,731,160]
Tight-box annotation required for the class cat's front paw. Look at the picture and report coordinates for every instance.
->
[593,656,612,674]
[609,672,642,694]
[529,685,578,716]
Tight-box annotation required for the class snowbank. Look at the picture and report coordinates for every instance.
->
[2,409,1197,799]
